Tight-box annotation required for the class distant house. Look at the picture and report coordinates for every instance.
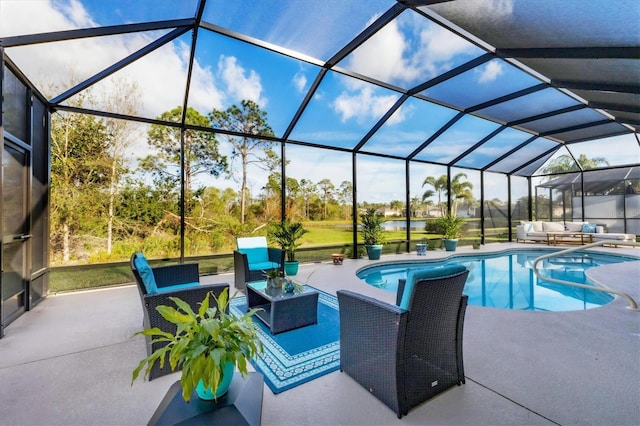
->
[376,207,401,217]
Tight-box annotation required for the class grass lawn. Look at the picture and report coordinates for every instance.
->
[49,219,511,292]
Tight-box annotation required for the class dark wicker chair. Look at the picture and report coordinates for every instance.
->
[130,253,229,380]
[337,266,469,418]
[233,237,284,292]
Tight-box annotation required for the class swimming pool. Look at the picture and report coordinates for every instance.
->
[356,249,637,311]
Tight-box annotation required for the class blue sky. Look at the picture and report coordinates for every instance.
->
[1,0,638,203]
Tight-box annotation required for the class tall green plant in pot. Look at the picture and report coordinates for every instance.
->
[438,213,465,251]
[268,220,308,276]
[360,208,386,260]
[131,288,262,402]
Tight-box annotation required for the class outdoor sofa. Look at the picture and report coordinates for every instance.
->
[516,221,636,245]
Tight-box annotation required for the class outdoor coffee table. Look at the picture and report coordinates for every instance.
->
[246,280,318,334]
[547,232,594,246]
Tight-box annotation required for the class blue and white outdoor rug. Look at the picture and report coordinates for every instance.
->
[229,286,340,394]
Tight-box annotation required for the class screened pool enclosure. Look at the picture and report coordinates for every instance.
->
[1,0,639,335]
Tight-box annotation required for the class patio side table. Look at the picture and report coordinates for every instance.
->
[148,372,263,426]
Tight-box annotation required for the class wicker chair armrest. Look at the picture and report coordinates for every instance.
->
[337,290,407,342]
[233,250,249,267]
[267,247,285,267]
[152,263,199,288]
[233,251,250,292]
[143,283,229,318]
[338,289,406,315]
[396,279,407,306]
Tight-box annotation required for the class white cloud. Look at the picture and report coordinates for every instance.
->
[0,0,223,118]
[188,54,225,113]
[1,0,88,36]
[385,103,414,126]
[343,13,477,88]
[58,0,96,28]
[293,72,307,93]
[332,86,397,124]
[345,19,417,84]
[476,61,504,83]
[217,55,266,107]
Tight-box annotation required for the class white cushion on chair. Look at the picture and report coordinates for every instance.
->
[237,236,268,249]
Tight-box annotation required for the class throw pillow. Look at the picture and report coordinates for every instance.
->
[582,223,597,233]
[523,222,534,233]
[565,222,585,232]
[134,253,158,294]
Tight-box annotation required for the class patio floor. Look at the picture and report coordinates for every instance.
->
[1,243,638,425]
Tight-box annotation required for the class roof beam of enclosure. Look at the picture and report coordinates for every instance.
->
[325,3,404,67]
[540,119,612,138]
[407,112,465,160]
[354,95,410,152]
[450,125,508,166]
[353,53,494,153]
[588,102,640,113]
[199,21,324,67]
[0,19,195,47]
[509,144,562,176]
[50,26,191,105]
[284,4,402,142]
[561,129,635,144]
[497,46,640,59]
[408,53,494,95]
[465,83,547,114]
[481,135,539,172]
[552,80,640,95]
[281,68,328,141]
[508,105,587,127]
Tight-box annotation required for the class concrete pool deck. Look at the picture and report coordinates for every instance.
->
[0,242,638,425]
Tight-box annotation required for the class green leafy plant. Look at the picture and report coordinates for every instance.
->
[269,220,308,262]
[437,213,465,239]
[263,269,282,279]
[359,208,386,246]
[131,288,262,402]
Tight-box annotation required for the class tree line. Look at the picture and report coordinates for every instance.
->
[49,82,364,264]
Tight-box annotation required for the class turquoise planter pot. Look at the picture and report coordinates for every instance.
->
[284,261,299,276]
[366,245,383,260]
[443,239,458,252]
[195,361,235,400]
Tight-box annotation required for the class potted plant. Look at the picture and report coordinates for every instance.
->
[438,213,465,251]
[268,220,308,276]
[263,268,283,288]
[131,288,262,402]
[360,208,386,260]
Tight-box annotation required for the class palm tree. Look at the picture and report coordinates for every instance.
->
[450,173,474,216]
[422,174,448,216]
[422,173,474,216]
[541,153,609,175]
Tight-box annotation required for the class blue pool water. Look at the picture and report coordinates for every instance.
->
[356,250,637,311]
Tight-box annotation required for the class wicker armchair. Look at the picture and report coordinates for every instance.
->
[233,237,284,292]
[337,265,469,419]
[130,253,229,380]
